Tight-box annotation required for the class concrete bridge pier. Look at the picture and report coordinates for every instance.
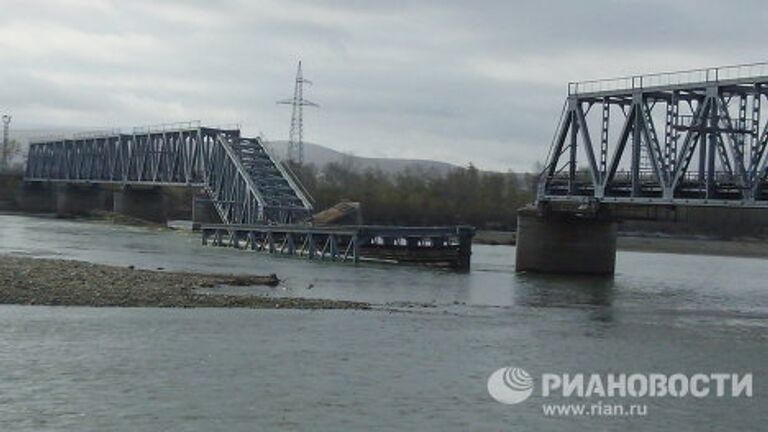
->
[192,193,220,230]
[17,182,58,213]
[56,184,111,218]
[515,206,617,275]
[16,182,56,213]
[113,186,167,223]
[0,174,22,210]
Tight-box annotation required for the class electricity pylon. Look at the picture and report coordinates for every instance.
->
[277,61,319,165]
[1,115,10,172]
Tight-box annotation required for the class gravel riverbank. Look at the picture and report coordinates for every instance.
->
[0,255,370,309]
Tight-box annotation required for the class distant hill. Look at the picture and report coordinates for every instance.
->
[264,140,461,177]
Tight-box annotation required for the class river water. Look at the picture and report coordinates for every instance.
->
[0,214,765,431]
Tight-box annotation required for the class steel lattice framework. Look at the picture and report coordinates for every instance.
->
[25,123,314,224]
[539,62,768,207]
[277,61,318,165]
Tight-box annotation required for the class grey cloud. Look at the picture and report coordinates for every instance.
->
[0,0,764,171]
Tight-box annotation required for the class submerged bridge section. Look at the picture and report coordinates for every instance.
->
[201,224,474,270]
[24,123,313,224]
[519,62,768,275]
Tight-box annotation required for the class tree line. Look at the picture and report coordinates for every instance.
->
[288,161,534,229]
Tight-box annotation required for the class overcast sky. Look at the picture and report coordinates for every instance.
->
[1,0,766,171]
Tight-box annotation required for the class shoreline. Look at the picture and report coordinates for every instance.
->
[0,255,370,310]
[473,229,768,259]
[615,235,768,259]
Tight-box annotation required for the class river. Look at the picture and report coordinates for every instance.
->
[0,214,765,431]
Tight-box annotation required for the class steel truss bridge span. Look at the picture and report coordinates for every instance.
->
[539,62,768,208]
[200,223,475,270]
[24,126,314,224]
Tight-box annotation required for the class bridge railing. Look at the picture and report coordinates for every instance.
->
[568,61,768,95]
[132,121,202,134]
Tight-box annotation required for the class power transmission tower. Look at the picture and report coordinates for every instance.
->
[1,115,10,172]
[277,61,319,165]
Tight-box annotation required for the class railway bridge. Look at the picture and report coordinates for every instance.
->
[518,62,768,274]
[23,122,313,224]
[21,122,474,270]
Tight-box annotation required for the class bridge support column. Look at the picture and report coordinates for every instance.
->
[16,182,56,213]
[113,186,167,223]
[515,207,617,275]
[192,193,220,230]
[0,174,22,210]
[56,184,111,218]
